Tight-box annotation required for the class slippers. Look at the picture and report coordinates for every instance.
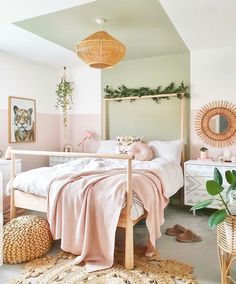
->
[176,229,202,243]
[165,224,186,236]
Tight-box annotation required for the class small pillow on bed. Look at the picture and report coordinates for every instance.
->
[129,141,153,161]
[147,139,183,163]
[96,140,116,154]
[116,136,143,154]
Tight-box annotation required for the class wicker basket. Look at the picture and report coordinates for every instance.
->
[217,215,236,254]
[3,215,53,264]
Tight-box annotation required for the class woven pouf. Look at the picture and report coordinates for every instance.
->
[3,215,53,264]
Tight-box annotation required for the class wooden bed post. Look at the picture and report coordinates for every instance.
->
[180,97,185,164]
[10,151,16,220]
[102,100,108,140]
[125,158,134,269]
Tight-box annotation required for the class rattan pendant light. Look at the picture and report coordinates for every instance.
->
[76,18,125,69]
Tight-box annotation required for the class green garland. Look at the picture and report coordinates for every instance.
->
[104,82,189,103]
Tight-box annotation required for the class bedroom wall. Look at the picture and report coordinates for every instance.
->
[0,51,60,171]
[190,46,236,160]
[101,53,190,148]
[60,65,101,153]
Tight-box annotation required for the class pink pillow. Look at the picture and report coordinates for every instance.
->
[129,142,153,161]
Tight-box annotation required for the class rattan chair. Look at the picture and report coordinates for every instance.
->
[217,216,236,284]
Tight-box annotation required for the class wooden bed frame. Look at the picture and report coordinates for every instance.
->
[9,93,186,270]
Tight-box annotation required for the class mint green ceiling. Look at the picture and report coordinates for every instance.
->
[15,0,188,61]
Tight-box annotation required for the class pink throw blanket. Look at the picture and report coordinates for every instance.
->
[47,169,168,272]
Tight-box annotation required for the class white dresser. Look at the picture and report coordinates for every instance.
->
[0,159,21,194]
[184,160,236,209]
[49,155,79,167]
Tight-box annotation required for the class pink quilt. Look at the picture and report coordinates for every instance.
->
[47,169,168,272]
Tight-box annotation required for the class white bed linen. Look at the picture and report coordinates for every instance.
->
[7,158,183,220]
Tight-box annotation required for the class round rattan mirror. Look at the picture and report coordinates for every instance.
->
[195,100,236,147]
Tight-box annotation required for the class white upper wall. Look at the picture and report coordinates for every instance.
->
[69,66,101,114]
[0,51,59,113]
[191,45,236,109]
[190,45,236,159]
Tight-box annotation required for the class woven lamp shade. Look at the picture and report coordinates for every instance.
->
[76,31,125,69]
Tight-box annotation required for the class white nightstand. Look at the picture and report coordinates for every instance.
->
[0,159,21,194]
[184,160,236,210]
[49,155,79,166]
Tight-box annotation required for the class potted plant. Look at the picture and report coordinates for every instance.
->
[55,67,73,127]
[192,168,236,282]
[191,168,236,229]
[200,146,208,159]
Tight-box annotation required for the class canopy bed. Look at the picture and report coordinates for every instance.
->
[8,92,188,271]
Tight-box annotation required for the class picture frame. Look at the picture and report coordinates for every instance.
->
[8,96,36,143]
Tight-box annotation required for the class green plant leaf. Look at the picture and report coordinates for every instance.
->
[228,179,236,192]
[225,170,234,184]
[208,209,227,229]
[206,180,224,196]
[190,199,214,211]
[214,168,223,185]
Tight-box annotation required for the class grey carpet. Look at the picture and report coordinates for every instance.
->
[0,205,231,284]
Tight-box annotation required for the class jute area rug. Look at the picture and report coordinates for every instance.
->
[6,248,198,284]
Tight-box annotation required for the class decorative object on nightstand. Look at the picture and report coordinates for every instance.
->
[199,147,208,159]
[4,146,12,160]
[63,143,73,152]
[223,148,232,162]
[78,130,94,152]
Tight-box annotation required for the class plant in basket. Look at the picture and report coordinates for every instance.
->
[191,168,236,229]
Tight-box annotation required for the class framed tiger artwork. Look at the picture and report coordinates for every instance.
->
[8,96,36,143]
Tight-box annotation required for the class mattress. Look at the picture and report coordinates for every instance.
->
[7,157,183,220]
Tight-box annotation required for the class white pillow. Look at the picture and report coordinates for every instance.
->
[96,140,116,154]
[147,139,183,163]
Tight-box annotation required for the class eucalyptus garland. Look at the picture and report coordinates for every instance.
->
[55,72,74,127]
[104,82,189,103]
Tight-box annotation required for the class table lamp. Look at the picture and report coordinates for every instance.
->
[78,130,94,152]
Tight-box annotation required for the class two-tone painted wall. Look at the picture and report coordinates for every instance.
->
[0,51,60,171]
[190,46,236,160]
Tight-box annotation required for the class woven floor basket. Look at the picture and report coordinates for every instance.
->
[217,215,236,254]
[3,215,53,264]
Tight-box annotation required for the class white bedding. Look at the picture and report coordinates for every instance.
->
[7,157,183,220]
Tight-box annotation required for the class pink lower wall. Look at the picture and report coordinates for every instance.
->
[60,113,101,153]
[190,109,236,161]
[0,110,61,171]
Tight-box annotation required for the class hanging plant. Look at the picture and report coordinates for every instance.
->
[103,81,189,103]
[55,67,74,127]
